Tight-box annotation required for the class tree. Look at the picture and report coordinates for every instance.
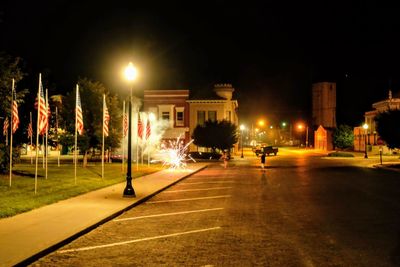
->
[0,52,28,115]
[59,78,122,166]
[192,120,238,152]
[333,124,354,150]
[375,110,400,149]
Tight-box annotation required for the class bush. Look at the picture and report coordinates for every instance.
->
[189,151,222,160]
[327,152,355,157]
[0,144,21,174]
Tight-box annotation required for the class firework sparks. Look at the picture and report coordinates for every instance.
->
[159,136,195,169]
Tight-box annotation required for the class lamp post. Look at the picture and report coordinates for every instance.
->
[363,123,369,159]
[123,62,137,197]
[240,124,245,158]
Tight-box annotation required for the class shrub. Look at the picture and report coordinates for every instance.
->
[189,151,221,160]
[327,152,355,157]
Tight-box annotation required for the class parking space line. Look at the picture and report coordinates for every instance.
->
[146,195,231,204]
[114,208,224,222]
[180,181,235,185]
[164,187,232,193]
[58,227,221,254]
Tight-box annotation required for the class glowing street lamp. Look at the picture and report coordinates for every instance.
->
[363,123,369,159]
[297,123,309,147]
[123,62,138,198]
[240,124,245,158]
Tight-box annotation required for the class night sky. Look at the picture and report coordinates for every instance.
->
[1,1,400,126]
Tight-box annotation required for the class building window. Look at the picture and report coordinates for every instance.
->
[208,111,217,122]
[176,111,184,126]
[197,111,205,125]
[226,111,231,122]
[162,111,170,121]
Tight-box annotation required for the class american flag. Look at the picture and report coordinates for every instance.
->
[37,80,48,135]
[123,113,128,138]
[76,86,84,135]
[103,101,110,137]
[28,122,33,138]
[3,117,9,136]
[146,119,151,139]
[12,100,19,133]
[137,113,143,139]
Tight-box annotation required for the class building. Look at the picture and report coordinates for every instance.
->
[354,90,400,153]
[312,82,337,128]
[143,90,190,144]
[142,84,240,152]
[312,82,337,150]
[187,84,239,152]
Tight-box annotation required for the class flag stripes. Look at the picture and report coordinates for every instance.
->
[138,113,143,139]
[146,119,151,139]
[103,101,110,137]
[37,80,48,135]
[3,117,9,136]
[12,100,19,133]
[28,122,33,138]
[76,87,84,135]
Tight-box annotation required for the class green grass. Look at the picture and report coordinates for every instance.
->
[327,152,355,157]
[0,162,164,218]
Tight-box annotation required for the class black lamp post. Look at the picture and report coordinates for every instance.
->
[123,63,137,198]
[363,123,368,159]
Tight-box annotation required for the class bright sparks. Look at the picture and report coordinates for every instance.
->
[159,136,195,170]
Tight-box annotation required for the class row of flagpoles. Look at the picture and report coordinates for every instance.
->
[3,74,153,194]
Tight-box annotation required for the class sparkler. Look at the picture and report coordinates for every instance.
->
[159,136,195,169]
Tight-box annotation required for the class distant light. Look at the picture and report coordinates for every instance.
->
[240,124,245,131]
[297,124,304,130]
[124,62,138,81]
[270,125,273,129]
[363,123,369,130]
[281,122,287,127]
[258,120,265,127]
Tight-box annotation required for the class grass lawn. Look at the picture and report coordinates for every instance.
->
[0,162,164,218]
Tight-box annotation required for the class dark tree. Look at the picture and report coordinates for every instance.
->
[333,124,354,150]
[375,110,400,149]
[192,120,238,152]
[59,78,122,166]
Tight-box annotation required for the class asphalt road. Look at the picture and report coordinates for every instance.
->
[31,150,400,266]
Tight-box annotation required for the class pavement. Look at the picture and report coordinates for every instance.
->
[0,163,208,267]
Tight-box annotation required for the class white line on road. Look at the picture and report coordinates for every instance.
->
[180,181,235,185]
[164,187,232,193]
[114,208,224,222]
[58,227,221,254]
[146,195,231,204]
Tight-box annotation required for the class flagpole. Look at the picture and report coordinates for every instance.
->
[56,106,60,167]
[34,74,41,194]
[45,89,48,179]
[122,100,125,172]
[30,112,33,164]
[9,78,14,187]
[42,135,45,169]
[102,94,105,179]
[136,111,139,171]
[74,84,78,185]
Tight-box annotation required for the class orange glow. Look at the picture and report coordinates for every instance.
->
[258,120,265,127]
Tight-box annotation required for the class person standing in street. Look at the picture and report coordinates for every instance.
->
[220,151,228,169]
[261,153,266,170]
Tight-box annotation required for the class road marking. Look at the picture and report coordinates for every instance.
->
[180,181,235,185]
[114,208,224,222]
[164,187,232,193]
[58,227,221,254]
[146,195,231,204]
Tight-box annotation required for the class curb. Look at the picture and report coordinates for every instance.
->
[15,164,208,267]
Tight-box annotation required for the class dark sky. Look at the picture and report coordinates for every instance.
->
[1,1,400,126]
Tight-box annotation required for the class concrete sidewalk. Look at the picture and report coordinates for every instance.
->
[0,163,208,267]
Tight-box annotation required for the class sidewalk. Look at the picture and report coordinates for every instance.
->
[0,163,208,267]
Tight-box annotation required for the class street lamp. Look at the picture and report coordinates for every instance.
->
[123,62,138,198]
[240,124,245,158]
[363,123,369,159]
